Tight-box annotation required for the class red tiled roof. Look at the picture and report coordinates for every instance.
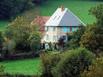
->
[31,16,50,33]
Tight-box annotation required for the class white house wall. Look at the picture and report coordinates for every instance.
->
[42,7,85,43]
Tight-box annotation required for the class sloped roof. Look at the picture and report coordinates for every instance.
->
[45,8,85,26]
[31,16,50,32]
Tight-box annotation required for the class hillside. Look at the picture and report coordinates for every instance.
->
[0,0,103,31]
[39,0,102,24]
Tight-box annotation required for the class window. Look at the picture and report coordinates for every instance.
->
[67,27,70,32]
[62,27,67,33]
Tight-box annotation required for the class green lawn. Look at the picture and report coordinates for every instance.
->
[0,58,41,75]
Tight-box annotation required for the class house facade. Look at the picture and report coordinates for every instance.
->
[42,7,85,43]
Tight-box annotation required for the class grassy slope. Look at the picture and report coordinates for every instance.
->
[39,0,102,24]
[1,58,41,75]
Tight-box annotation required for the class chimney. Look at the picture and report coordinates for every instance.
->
[60,5,64,12]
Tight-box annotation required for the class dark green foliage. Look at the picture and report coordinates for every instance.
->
[52,48,94,77]
[28,32,41,52]
[89,4,103,25]
[40,52,61,77]
[80,24,103,56]
[0,0,33,19]
[81,57,103,77]
[67,26,86,49]
[32,0,47,5]
[4,16,41,53]
[0,31,3,52]
[80,4,103,56]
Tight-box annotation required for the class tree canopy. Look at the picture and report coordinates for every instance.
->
[80,4,103,56]
[4,16,41,52]
[0,0,33,19]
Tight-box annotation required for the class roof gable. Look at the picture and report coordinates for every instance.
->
[45,8,85,26]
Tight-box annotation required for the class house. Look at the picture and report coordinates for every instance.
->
[31,16,50,33]
[42,6,85,43]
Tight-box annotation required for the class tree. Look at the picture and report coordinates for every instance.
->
[40,52,61,77]
[4,16,41,52]
[89,4,103,25]
[0,0,33,19]
[52,48,94,77]
[81,57,103,77]
[80,5,103,56]
[28,32,41,52]
[32,0,47,5]
[67,26,85,49]
[80,24,103,56]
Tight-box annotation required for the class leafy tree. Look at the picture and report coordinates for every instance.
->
[89,4,103,25]
[68,26,85,49]
[80,24,103,56]
[80,5,103,56]
[4,16,41,52]
[32,0,47,5]
[40,52,61,77]
[0,0,33,19]
[81,57,103,77]
[28,32,41,52]
[52,48,94,77]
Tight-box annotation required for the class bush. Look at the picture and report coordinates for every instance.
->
[52,47,95,77]
[68,26,85,49]
[80,24,103,56]
[40,52,61,77]
[81,57,103,77]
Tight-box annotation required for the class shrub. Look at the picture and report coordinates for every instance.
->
[40,52,61,77]
[28,32,41,53]
[68,26,85,49]
[81,57,103,77]
[80,24,103,56]
[52,47,95,77]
